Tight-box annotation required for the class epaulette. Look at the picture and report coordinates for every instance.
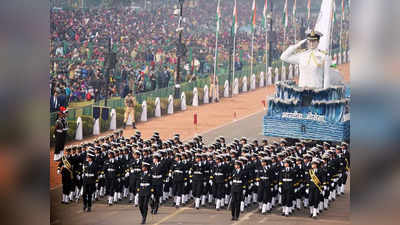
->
[318,49,328,55]
[295,48,307,54]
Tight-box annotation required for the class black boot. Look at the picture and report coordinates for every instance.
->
[87,207,91,212]
[141,217,146,224]
[133,122,137,129]
[123,122,126,129]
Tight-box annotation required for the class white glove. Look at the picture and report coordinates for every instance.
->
[229,181,233,185]
[117,178,120,182]
[184,182,187,186]
[322,190,325,195]
[225,183,228,188]
[169,173,172,177]
[57,169,60,174]
[242,190,246,195]
[165,177,169,183]
[203,182,207,187]
[76,175,81,180]
[255,182,259,186]
[306,188,309,194]
[278,187,282,193]
[271,188,274,192]
[294,188,297,193]
[209,180,213,186]
[125,173,129,178]
[331,182,335,187]
[324,186,327,191]
[151,194,154,199]
[294,39,307,48]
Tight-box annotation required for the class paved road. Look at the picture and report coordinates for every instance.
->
[50,111,350,225]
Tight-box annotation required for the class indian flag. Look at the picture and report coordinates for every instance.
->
[332,0,336,25]
[231,0,238,36]
[307,0,311,21]
[251,0,256,32]
[283,0,288,28]
[342,0,345,20]
[262,0,268,29]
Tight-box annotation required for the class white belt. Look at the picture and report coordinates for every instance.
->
[214,173,223,176]
[85,173,95,177]
[193,171,203,175]
[152,175,162,178]
[204,170,209,173]
[174,170,183,173]
[260,177,269,180]
[107,169,115,171]
[233,180,242,184]
[282,178,292,182]
[140,183,150,187]
[56,129,63,133]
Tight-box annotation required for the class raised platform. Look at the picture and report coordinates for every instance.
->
[263,116,350,142]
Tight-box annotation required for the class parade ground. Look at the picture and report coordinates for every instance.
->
[50,64,350,225]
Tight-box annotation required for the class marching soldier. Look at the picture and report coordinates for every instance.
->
[137,162,154,224]
[82,151,97,212]
[58,147,74,204]
[171,153,185,208]
[54,107,67,161]
[129,150,142,206]
[104,151,117,206]
[256,157,273,214]
[279,159,295,216]
[150,153,164,214]
[190,154,205,209]
[211,155,227,211]
[306,158,324,219]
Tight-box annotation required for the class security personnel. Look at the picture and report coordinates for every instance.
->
[150,153,164,214]
[123,91,137,129]
[306,159,324,219]
[128,150,142,206]
[256,157,273,214]
[190,154,205,209]
[54,108,66,161]
[279,159,295,216]
[230,160,246,221]
[82,152,97,212]
[211,155,227,211]
[137,162,153,224]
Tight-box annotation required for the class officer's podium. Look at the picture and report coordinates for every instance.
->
[263,80,350,142]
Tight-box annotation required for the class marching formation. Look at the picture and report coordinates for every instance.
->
[56,130,350,224]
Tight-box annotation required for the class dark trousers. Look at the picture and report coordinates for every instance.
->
[212,183,225,199]
[282,188,294,207]
[139,195,150,221]
[308,187,320,208]
[257,185,272,203]
[172,181,184,196]
[231,191,242,219]
[192,181,203,198]
[151,183,162,211]
[83,183,95,209]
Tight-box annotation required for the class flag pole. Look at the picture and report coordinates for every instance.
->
[251,28,255,78]
[213,0,221,102]
[339,0,344,60]
[232,0,237,96]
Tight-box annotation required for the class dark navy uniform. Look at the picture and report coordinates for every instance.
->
[82,161,97,211]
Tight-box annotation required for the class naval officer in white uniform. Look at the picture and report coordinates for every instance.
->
[280,31,330,88]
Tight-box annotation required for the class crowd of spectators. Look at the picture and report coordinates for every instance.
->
[50,0,349,111]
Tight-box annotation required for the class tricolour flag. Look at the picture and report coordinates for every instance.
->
[282,0,288,28]
[231,0,238,36]
[251,0,257,32]
[342,0,345,20]
[332,0,336,25]
[307,0,311,21]
[262,0,268,28]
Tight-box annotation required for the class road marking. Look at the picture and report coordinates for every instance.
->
[194,110,265,139]
[231,211,255,225]
[151,207,187,225]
